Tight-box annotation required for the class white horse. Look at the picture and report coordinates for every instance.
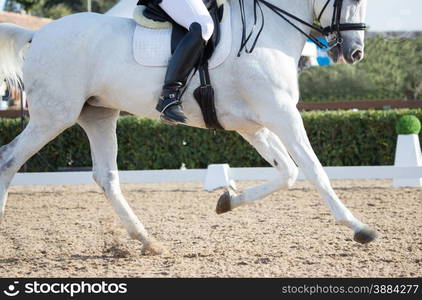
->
[0,0,377,254]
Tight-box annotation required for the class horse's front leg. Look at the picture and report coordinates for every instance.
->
[216,127,298,214]
[256,96,378,244]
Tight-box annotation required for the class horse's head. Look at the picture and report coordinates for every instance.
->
[314,0,368,64]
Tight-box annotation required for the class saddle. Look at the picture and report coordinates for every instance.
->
[135,0,225,130]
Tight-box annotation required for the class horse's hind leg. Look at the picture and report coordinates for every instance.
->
[0,114,77,222]
[216,127,298,214]
[77,105,162,255]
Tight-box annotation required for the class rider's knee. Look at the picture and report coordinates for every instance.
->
[190,15,214,41]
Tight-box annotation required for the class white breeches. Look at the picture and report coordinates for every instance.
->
[159,0,215,41]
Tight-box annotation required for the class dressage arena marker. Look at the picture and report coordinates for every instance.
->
[393,134,422,187]
[11,166,422,190]
[203,164,237,191]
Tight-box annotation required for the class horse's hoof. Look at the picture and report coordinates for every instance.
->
[141,240,166,256]
[354,226,378,244]
[216,190,232,215]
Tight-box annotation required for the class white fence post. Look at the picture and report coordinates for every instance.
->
[393,134,422,187]
[203,164,236,191]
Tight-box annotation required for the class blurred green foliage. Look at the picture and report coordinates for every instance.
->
[395,115,421,135]
[1,109,421,172]
[300,37,422,102]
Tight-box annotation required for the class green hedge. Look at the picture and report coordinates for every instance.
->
[1,110,421,172]
[299,37,422,102]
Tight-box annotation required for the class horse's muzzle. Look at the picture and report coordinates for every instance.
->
[328,44,364,65]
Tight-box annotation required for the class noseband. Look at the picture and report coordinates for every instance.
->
[237,0,367,56]
[317,0,367,47]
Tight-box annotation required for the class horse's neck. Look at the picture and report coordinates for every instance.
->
[232,0,314,61]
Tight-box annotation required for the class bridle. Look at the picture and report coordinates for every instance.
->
[317,0,367,48]
[237,0,367,56]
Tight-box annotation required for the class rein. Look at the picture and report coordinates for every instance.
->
[237,0,367,56]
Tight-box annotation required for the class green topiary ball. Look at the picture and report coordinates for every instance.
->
[396,115,421,135]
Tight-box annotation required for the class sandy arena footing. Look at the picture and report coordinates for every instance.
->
[0,180,421,277]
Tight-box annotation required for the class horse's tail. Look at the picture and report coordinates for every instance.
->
[0,23,34,91]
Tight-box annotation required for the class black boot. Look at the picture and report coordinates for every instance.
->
[156,22,205,125]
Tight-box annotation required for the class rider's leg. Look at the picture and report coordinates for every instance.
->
[156,0,214,125]
[159,0,215,41]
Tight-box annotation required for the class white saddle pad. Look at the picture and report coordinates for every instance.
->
[133,2,232,69]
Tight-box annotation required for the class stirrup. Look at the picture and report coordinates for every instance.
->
[156,97,187,125]
[156,96,180,113]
